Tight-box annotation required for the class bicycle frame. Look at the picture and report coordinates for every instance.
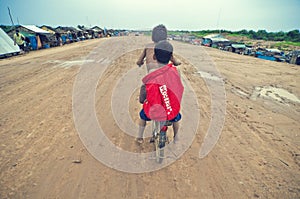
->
[152,120,169,163]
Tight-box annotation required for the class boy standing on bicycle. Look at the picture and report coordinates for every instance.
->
[136,24,181,73]
[137,40,183,144]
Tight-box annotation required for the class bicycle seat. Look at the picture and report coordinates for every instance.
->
[165,121,173,126]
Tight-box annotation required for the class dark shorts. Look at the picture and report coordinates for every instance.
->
[139,109,181,122]
[18,44,25,51]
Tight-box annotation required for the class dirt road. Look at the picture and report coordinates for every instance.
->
[0,36,299,198]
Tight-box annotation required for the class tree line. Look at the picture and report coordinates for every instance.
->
[189,29,300,42]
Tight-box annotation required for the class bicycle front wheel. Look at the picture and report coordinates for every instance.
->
[157,131,166,163]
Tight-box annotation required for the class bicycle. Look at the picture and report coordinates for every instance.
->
[151,120,172,163]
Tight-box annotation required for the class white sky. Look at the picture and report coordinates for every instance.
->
[0,0,299,31]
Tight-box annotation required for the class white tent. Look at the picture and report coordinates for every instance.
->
[21,25,51,34]
[0,28,20,57]
[203,34,229,42]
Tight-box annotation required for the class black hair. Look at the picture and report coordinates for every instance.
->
[152,24,167,43]
[154,40,173,64]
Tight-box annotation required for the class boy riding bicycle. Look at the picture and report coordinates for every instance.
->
[137,40,184,144]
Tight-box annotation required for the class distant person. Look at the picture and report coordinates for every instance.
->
[136,24,181,73]
[55,33,63,46]
[13,29,25,51]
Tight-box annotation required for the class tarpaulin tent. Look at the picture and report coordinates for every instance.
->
[21,25,51,49]
[202,34,229,47]
[0,28,20,57]
[7,25,53,49]
[18,31,37,50]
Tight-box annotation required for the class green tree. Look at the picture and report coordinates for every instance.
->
[237,29,248,35]
[255,30,268,40]
[273,31,286,41]
[287,29,300,42]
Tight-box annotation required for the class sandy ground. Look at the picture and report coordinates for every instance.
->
[0,36,299,199]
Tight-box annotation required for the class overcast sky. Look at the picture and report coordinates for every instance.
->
[1,0,299,32]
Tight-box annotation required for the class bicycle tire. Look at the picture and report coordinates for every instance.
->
[152,121,167,163]
[155,137,162,163]
[157,131,166,163]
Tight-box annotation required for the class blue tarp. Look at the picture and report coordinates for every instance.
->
[27,36,38,50]
[257,54,276,61]
[61,35,67,44]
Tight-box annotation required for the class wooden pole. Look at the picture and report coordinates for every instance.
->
[7,7,15,27]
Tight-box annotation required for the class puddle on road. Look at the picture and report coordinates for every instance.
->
[196,71,223,82]
[251,86,300,104]
[45,60,95,68]
[231,87,249,97]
